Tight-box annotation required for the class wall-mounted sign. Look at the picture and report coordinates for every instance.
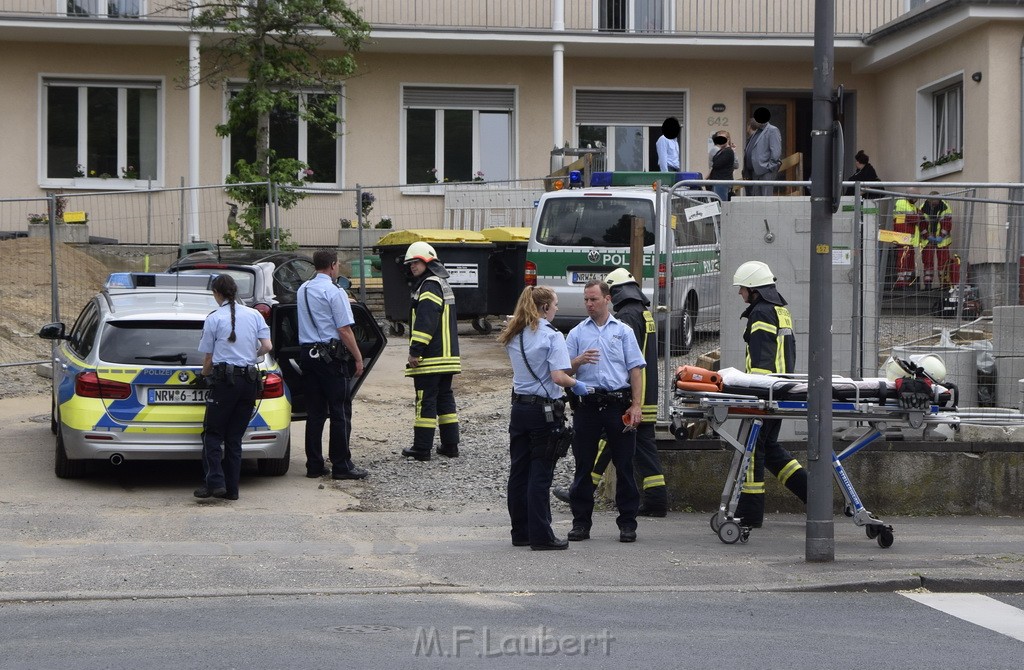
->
[712,103,726,113]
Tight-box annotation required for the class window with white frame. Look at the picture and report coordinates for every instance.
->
[403,86,514,185]
[66,1,143,18]
[597,0,667,33]
[227,90,341,185]
[44,78,160,182]
[575,89,685,171]
[916,74,963,174]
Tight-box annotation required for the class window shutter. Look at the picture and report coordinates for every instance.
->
[403,87,514,111]
[576,90,685,125]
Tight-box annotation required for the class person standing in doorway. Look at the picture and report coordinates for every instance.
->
[401,241,461,461]
[298,249,367,480]
[656,117,681,172]
[709,133,736,202]
[743,107,782,196]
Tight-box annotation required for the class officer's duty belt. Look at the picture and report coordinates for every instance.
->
[511,392,561,406]
[214,363,257,376]
[579,388,631,405]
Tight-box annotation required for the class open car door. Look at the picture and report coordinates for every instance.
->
[271,300,388,421]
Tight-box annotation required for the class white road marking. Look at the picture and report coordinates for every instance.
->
[902,592,1024,643]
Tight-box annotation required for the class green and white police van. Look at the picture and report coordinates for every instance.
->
[525,171,721,353]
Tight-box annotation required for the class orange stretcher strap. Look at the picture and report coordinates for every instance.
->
[675,380,722,393]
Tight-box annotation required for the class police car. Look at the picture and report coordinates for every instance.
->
[38,272,387,479]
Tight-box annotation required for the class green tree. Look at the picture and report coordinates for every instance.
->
[178,0,369,248]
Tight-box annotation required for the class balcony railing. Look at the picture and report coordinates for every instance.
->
[0,0,906,37]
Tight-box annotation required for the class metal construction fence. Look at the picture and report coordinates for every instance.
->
[4,178,1024,414]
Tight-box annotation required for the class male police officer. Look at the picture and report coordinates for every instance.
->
[401,241,461,461]
[732,261,807,529]
[298,249,367,480]
[563,269,668,515]
[565,279,646,542]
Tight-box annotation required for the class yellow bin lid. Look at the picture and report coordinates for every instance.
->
[377,229,491,246]
[480,226,530,243]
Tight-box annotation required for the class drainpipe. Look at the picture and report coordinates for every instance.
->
[187,30,201,242]
[551,0,565,174]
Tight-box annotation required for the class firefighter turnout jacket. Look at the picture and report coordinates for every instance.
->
[609,282,659,423]
[741,296,795,375]
[406,274,461,377]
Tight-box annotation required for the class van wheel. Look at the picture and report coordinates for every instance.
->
[673,304,696,355]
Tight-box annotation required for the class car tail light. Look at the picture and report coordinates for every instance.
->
[253,302,272,323]
[259,372,284,398]
[75,371,132,400]
[658,262,666,289]
[525,260,537,287]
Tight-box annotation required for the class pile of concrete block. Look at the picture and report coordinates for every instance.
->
[993,306,1024,408]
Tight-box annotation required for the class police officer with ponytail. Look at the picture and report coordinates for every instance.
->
[194,274,272,501]
[498,285,589,551]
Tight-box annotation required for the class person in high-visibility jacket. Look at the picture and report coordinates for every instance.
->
[579,268,668,516]
[892,187,921,289]
[919,191,954,288]
[732,261,807,529]
[401,241,461,461]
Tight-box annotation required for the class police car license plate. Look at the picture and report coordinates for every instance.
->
[148,388,211,404]
[571,271,605,285]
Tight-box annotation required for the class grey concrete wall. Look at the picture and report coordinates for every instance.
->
[655,443,1024,516]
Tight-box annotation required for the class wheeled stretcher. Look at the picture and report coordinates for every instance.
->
[669,367,962,548]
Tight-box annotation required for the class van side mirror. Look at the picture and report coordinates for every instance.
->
[38,322,67,340]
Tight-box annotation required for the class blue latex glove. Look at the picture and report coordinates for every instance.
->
[571,380,590,396]
[929,236,942,244]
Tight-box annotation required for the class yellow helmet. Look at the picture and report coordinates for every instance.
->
[605,268,636,288]
[404,241,438,264]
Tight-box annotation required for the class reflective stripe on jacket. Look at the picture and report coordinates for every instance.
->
[742,299,795,375]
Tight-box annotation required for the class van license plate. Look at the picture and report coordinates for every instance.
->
[571,271,605,285]
[148,388,211,404]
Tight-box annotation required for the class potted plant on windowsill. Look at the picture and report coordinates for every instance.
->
[918,149,963,180]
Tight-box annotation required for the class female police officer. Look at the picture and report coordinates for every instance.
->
[497,286,589,550]
[194,274,272,501]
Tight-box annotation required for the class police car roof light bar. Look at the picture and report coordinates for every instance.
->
[105,272,215,291]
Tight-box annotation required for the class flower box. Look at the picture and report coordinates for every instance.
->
[917,159,963,181]
[27,222,90,244]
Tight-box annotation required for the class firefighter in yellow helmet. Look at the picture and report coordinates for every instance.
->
[401,241,461,461]
[732,261,807,529]
[566,268,668,515]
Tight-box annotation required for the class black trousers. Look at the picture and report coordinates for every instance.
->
[591,422,667,509]
[569,401,639,532]
[411,374,459,453]
[507,402,558,545]
[201,376,257,496]
[300,349,354,476]
[734,418,808,527]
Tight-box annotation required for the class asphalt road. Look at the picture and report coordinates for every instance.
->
[2,592,1023,669]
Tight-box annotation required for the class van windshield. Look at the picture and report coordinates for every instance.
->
[536,197,655,247]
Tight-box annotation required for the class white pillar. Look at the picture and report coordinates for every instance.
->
[188,31,201,242]
[551,0,565,173]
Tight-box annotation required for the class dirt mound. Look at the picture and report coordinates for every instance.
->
[0,238,111,367]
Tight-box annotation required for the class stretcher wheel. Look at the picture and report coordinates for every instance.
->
[876,528,894,549]
[709,513,722,533]
[718,520,741,544]
[865,524,880,540]
[843,504,854,518]
[739,527,751,543]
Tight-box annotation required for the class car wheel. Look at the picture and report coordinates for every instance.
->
[257,441,291,477]
[54,427,87,479]
[672,302,696,355]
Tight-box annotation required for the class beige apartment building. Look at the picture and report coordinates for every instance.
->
[0,0,1021,199]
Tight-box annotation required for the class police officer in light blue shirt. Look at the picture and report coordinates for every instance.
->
[498,286,589,551]
[297,249,366,481]
[195,274,272,501]
[565,279,646,543]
